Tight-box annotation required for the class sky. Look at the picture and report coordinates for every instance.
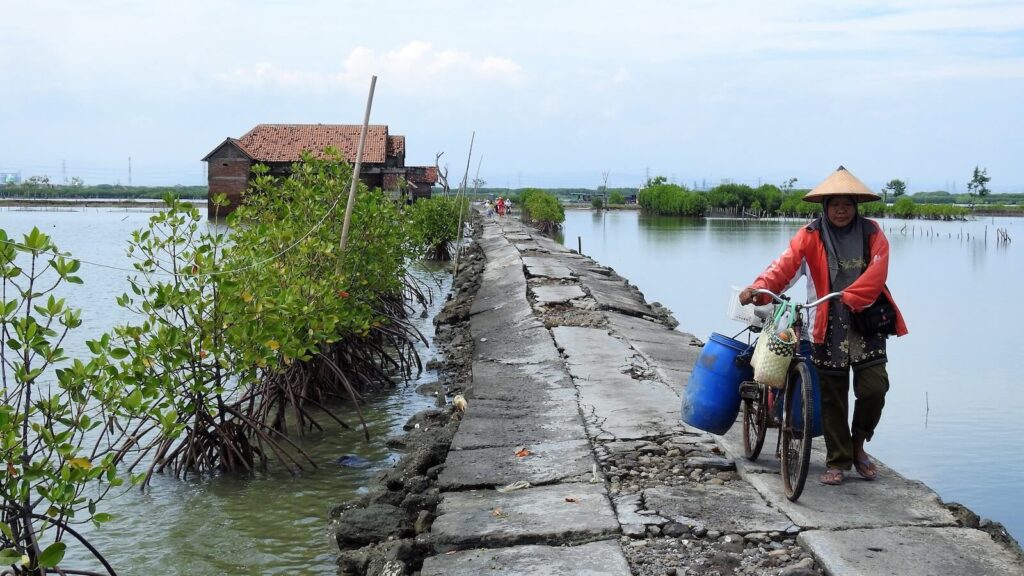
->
[2,0,1023,192]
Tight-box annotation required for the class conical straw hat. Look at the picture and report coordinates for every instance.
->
[802,166,881,203]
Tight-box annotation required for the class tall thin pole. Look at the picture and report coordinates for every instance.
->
[453,154,481,278]
[340,75,377,252]
[459,131,475,194]
[472,155,483,196]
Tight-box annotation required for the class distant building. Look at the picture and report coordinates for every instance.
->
[0,172,21,185]
[202,124,438,217]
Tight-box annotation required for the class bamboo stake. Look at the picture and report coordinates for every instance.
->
[452,132,476,279]
[340,75,377,252]
[458,131,476,195]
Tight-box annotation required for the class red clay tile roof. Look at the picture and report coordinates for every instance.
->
[387,135,406,157]
[237,124,389,163]
[406,166,438,184]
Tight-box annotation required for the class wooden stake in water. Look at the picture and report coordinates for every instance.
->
[340,75,377,253]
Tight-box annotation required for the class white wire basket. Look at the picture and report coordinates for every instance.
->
[727,286,772,327]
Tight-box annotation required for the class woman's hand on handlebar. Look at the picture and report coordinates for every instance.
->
[739,287,757,306]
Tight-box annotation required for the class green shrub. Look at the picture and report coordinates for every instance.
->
[608,191,625,205]
[892,196,916,218]
[407,196,470,260]
[520,188,565,233]
[638,180,708,216]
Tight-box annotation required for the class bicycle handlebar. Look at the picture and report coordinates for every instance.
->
[751,288,843,310]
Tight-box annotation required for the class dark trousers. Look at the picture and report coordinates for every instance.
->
[818,363,889,470]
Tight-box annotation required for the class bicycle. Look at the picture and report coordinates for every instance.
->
[736,288,841,502]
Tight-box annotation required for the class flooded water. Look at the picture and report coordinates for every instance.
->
[0,207,451,575]
[559,208,1024,543]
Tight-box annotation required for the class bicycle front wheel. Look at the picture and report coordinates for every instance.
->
[781,362,814,501]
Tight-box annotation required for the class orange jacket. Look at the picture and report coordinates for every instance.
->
[750,218,908,344]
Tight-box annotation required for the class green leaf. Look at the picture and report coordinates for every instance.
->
[109,348,130,360]
[92,512,113,524]
[0,521,13,540]
[124,389,142,411]
[37,541,66,568]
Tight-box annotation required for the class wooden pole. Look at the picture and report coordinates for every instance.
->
[472,155,483,197]
[340,75,377,252]
[452,137,477,279]
[458,132,476,195]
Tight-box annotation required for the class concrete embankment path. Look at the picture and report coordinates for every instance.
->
[420,215,1023,576]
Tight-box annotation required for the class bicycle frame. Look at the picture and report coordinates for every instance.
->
[737,288,842,501]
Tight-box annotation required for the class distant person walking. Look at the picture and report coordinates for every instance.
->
[739,166,908,486]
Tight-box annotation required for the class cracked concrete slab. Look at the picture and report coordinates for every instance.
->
[438,439,597,490]
[522,256,575,279]
[605,312,702,391]
[554,326,681,439]
[471,312,559,364]
[718,424,957,530]
[643,484,795,534]
[431,483,619,551]
[532,284,586,304]
[514,242,541,252]
[579,277,652,317]
[458,396,580,419]
[799,526,1024,576]
[470,359,575,399]
[420,540,631,576]
[743,457,957,530]
[531,235,579,255]
[451,408,586,450]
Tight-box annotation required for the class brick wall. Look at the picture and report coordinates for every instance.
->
[382,173,402,191]
[206,145,251,218]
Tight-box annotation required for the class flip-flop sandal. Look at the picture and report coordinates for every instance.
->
[854,457,878,481]
[819,468,844,485]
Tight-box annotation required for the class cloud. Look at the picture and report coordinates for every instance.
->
[215,41,523,95]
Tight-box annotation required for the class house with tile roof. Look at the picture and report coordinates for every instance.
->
[202,124,437,217]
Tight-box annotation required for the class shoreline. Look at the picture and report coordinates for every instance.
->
[0,199,205,209]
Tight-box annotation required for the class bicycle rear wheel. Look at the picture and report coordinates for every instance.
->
[781,362,813,501]
[741,386,768,460]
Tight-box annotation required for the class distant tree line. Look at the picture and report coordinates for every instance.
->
[447,186,639,200]
[1,181,207,200]
[634,175,1020,221]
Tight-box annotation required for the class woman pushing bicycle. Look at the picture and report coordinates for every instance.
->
[739,166,908,486]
